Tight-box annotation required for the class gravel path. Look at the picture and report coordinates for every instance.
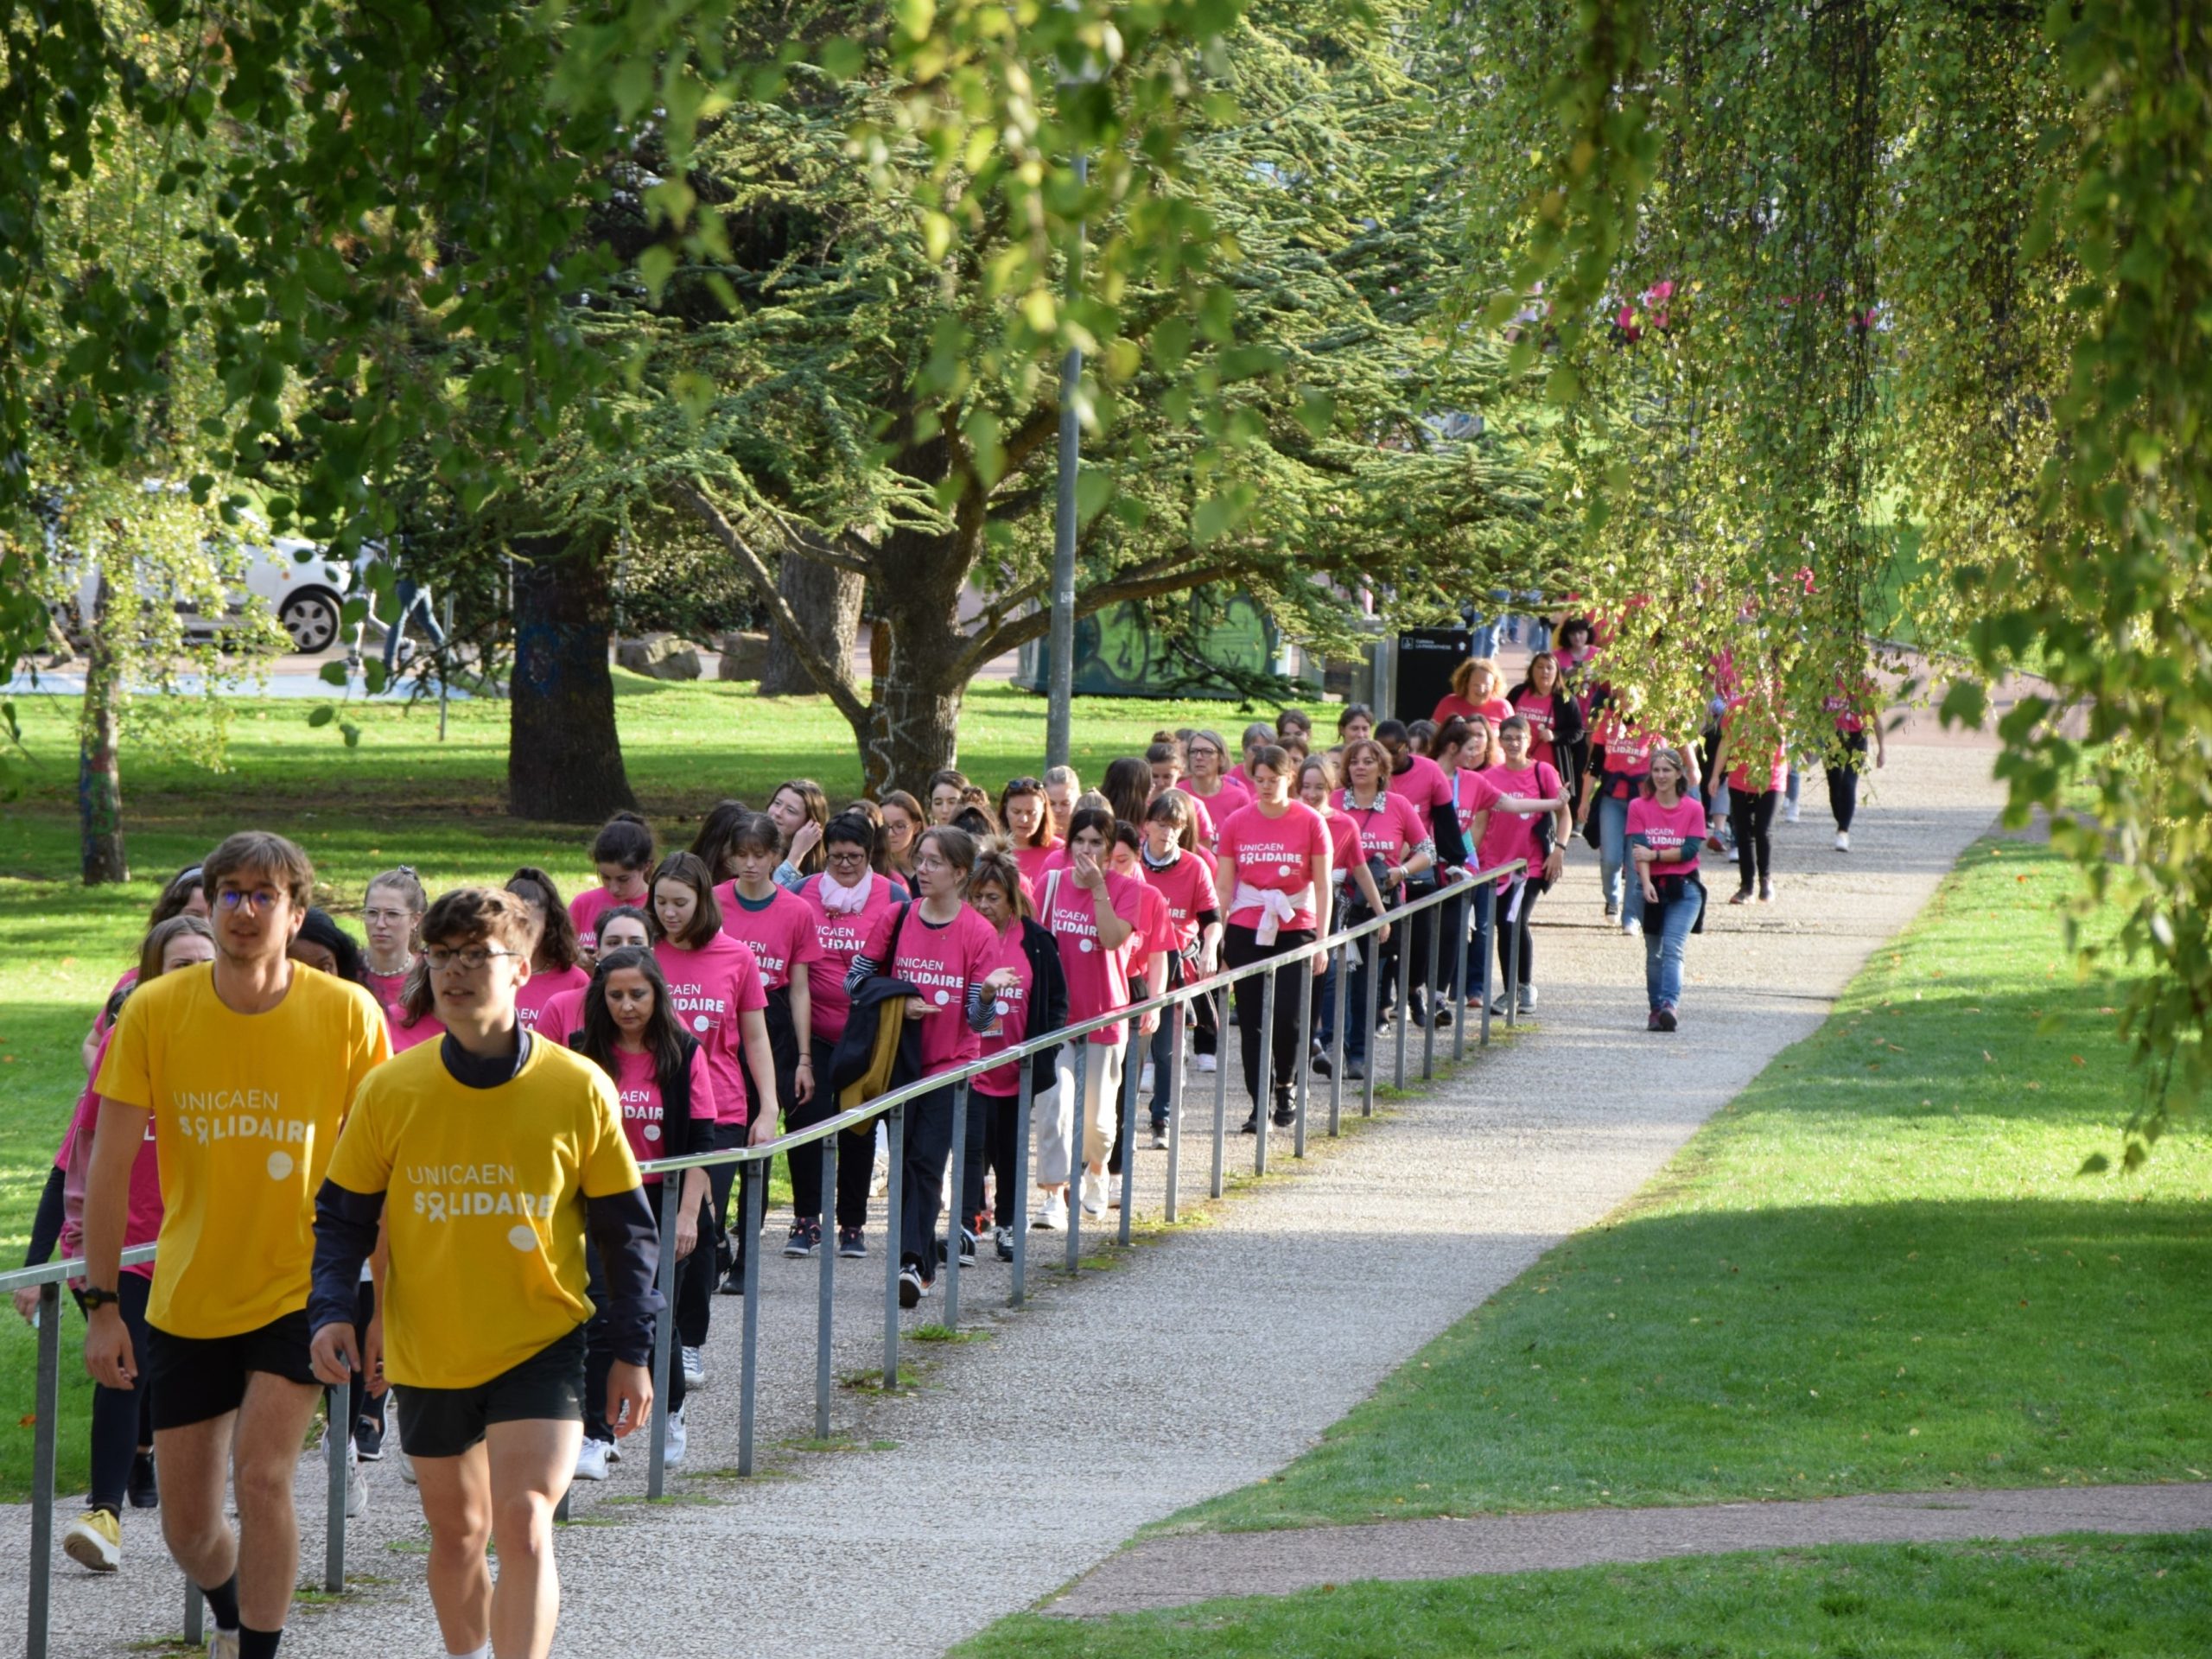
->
[1043,1484,2212,1614]
[5,738,2010,1658]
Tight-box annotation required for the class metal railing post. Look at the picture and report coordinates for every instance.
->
[185,1583,204,1647]
[28,1281,59,1659]
[324,1376,348,1592]
[649,1175,680,1497]
[738,1157,763,1475]
[1328,940,1348,1136]
[1012,1065,1033,1306]
[1362,931,1381,1117]
[816,1138,835,1439]
[883,1107,904,1389]
[1209,988,1228,1199]
[1452,887,1469,1065]
[1116,1029,1139,1246]
[1505,880,1522,1028]
[1422,900,1441,1081]
[1392,916,1411,1090]
[1479,879,1496,1046]
[1292,943,1313,1159]
[1254,962,1277,1175]
[1164,996,1186,1223]
[944,1083,969,1326]
[1065,1043,1087,1274]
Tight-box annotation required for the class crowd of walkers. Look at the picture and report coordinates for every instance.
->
[13,626,1886,1659]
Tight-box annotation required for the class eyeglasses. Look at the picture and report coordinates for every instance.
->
[214,887,283,912]
[825,849,871,865]
[424,945,523,973]
[1004,777,1043,792]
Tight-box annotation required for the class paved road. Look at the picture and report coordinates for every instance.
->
[4,739,2007,1657]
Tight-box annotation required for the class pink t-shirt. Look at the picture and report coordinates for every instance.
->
[1724,699,1789,794]
[656,935,769,1124]
[1433,693,1512,728]
[1216,802,1332,932]
[1450,766,1504,850]
[1319,810,1361,874]
[1627,795,1708,876]
[569,885,629,940]
[1340,791,1430,870]
[1140,851,1218,954]
[1511,689,1564,747]
[1010,842,1061,892]
[1038,868,1147,1046]
[1187,777,1252,848]
[361,963,410,1015]
[516,963,591,1036]
[1392,753,1453,822]
[715,883,825,995]
[388,1007,446,1052]
[973,918,1035,1098]
[92,968,138,1044]
[535,984,588,1044]
[1593,713,1657,798]
[1478,761,1562,873]
[603,1046,718,1181]
[859,903,997,1074]
[62,1034,161,1279]
[800,872,904,1045]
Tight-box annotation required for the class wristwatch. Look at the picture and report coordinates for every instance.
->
[79,1286,121,1313]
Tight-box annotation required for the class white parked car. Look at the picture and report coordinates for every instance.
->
[54,536,354,654]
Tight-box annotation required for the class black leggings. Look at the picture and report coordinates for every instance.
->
[786,1037,875,1230]
[1825,729,1869,831]
[680,1120,747,1345]
[83,1273,154,1514]
[1497,880,1541,988]
[1729,786,1780,887]
[585,1233,683,1440]
[1223,923,1314,1112]
[898,1084,957,1276]
[981,1090,1023,1228]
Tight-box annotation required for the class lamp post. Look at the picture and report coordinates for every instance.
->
[1044,152,1089,772]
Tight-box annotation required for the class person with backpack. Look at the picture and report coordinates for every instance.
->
[963,849,1070,1261]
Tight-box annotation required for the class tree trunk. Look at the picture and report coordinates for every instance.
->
[78,578,129,885]
[857,564,969,796]
[507,531,638,822]
[760,543,862,697]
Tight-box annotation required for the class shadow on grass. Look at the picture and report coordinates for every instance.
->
[1173,1196,2209,1532]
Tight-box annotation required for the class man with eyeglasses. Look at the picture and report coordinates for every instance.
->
[81,830,390,1659]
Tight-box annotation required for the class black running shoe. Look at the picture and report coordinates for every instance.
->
[128,1450,159,1509]
[353,1417,385,1464]
[836,1226,866,1259]
[784,1218,821,1258]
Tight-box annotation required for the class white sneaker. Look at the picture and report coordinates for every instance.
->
[1033,1191,1067,1231]
[1079,1173,1106,1217]
[1835,830,1850,851]
[207,1630,241,1659]
[346,1441,368,1517]
[573,1438,612,1482]
[398,1450,417,1486]
[1784,801,1801,823]
[681,1345,706,1389]
[62,1508,121,1572]
[1139,1062,1156,1093]
[1195,1052,1217,1074]
[664,1407,687,1465]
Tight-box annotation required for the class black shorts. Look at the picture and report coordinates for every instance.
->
[395,1327,588,1460]
[146,1308,318,1433]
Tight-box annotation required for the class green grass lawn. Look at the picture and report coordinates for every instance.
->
[1167,835,2209,1533]
[0,675,1253,1497]
[958,1534,2212,1659]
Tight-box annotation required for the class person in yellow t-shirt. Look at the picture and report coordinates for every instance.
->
[308,887,659,1659]
[81,830,390,1659]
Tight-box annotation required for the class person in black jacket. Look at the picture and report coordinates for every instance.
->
[1506,650,1589,806]
[567,947,715,1477]
[965,849,1070,1262]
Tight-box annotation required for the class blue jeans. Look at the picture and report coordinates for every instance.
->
[1598,793,1632,916]
[1642,887,1699,1010]
[1345,932,1385,1065]
[1462,881,1496,1002]
[381,577,447,673]
[1315,944,1342,1047]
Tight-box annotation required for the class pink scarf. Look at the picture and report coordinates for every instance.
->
[819,868,874,918]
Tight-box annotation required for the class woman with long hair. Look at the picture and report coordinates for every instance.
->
[360,866,427,1015]
[998,775,1060,890]
[1575,684,1674,931]
[1478,715,1570,1015]
[289,907,368,986]
[766,779,831,890]
[793,812,906,1258]
[27,915,215,1573]
[80,862,210,1072]
[925,769,971,826]
[1821,670,1885,852]
[711,815,823,1255]
[1032,808,1154,1225]
[1215,745,1333,1133]
[963,850,1069,1262]
[1709,685,1788,904]
[536,906,653,1043]
[1134,792,1220,1144]
[689,800,752,881]
[1144,735,1217,850]
[1628,747,1707,1031]
[1100,756,1154,830]
[1505,650,1587,802]
[1336,738,1433,1081]
[505,866,592,1032]
[879,790,925,882]
[568,946,716,1475]
[843,826,1002,1306]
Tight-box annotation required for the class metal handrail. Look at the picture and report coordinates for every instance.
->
[5,854,1536,1658]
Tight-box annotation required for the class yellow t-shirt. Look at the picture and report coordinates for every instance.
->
[95,961,391,1339]
[324,1037,641,1390]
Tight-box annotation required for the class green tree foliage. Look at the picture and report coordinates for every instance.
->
[1461,0,2212,1151]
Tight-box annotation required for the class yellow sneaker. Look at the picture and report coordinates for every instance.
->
[62,1507,121,1572]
